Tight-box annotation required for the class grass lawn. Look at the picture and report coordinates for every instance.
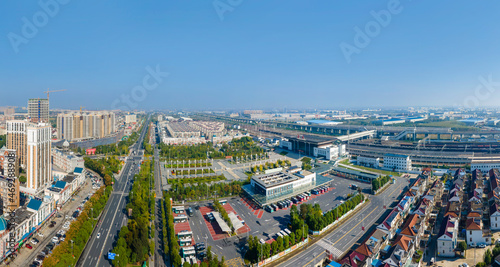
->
[340,160,399,176]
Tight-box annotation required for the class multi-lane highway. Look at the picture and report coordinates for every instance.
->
[77,117,149,267]
[276,176,410,267]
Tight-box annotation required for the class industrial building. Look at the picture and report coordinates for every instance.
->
[375,118,406,126]
[279,134,338,157]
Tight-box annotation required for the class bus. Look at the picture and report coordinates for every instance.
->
[219,199,227,205]
[172,206,185,214]
[177,230,193,239]
[181,246,196,258]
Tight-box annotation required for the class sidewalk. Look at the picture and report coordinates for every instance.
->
[3,178,95,267]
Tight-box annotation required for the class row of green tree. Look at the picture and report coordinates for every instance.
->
[0,135,5,149]
[159,142,223,160]
[250,160,291,173]
[220,136,263,158]
[291,194,365,232]
[166,162,212,168]
[245,228,308,264]
[84,156,122,186]
[168,175,226,186]
[143,124,153,155]
[43,185,113,267]
[112,159,155,266]
[371,175,391,192]
[213,200,234,233]
[171,169,215,175]
[169,180,243,202]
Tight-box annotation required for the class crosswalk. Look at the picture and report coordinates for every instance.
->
[316,239,343,259]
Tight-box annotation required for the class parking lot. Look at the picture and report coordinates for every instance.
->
[183,174,370,266]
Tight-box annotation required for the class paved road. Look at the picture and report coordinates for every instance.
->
[275,176,410,267]
[77,115,149,267]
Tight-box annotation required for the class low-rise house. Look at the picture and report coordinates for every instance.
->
[466,218,491,246]
[491,203,500,230]
[400,214,425,248]
[340,250,366,267]
[489,169,500,195]
[377,209,402,239]
[383,244,411,267]
[437,215,458,257]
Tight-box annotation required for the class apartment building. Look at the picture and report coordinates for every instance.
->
[25,123,52,196]
[6,120,27,167]
[57,111,116,141]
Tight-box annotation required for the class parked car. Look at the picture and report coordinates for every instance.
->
[26,244,33,249]
[478,243,486,248]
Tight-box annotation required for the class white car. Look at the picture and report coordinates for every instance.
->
[51,236,59,243]
[38,232,44,237]
[97,233,101,239]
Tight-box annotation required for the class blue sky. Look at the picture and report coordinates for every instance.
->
[1,1,500,110]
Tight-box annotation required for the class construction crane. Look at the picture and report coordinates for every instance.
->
[43,89,67,101]
[80,106,85,114]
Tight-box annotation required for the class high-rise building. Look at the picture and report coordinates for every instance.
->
[6,120,27,168]
[57,111,116,141]
[25,123,52,196]
[28,98,49,123]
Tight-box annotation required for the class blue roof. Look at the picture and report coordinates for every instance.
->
[27,199,43,211]
[327,261,342,267]
[54,180,67,189]
[384,153,408,158]
[73,167,83,174]
[0,216,7,231]
[372,259,383,267]
[381,118,405,122]
[307,119,339,124]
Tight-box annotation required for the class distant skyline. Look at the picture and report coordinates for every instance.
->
[2,1,500,110]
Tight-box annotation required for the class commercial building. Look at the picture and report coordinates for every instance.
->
[384,154,412,171]
[243,167,330,206]
[25,123,52,196]
[57,111,116,141]
[6,120,27,167]
[51,143,84,173]
[161,120,231,145]
[28,98,49,123]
